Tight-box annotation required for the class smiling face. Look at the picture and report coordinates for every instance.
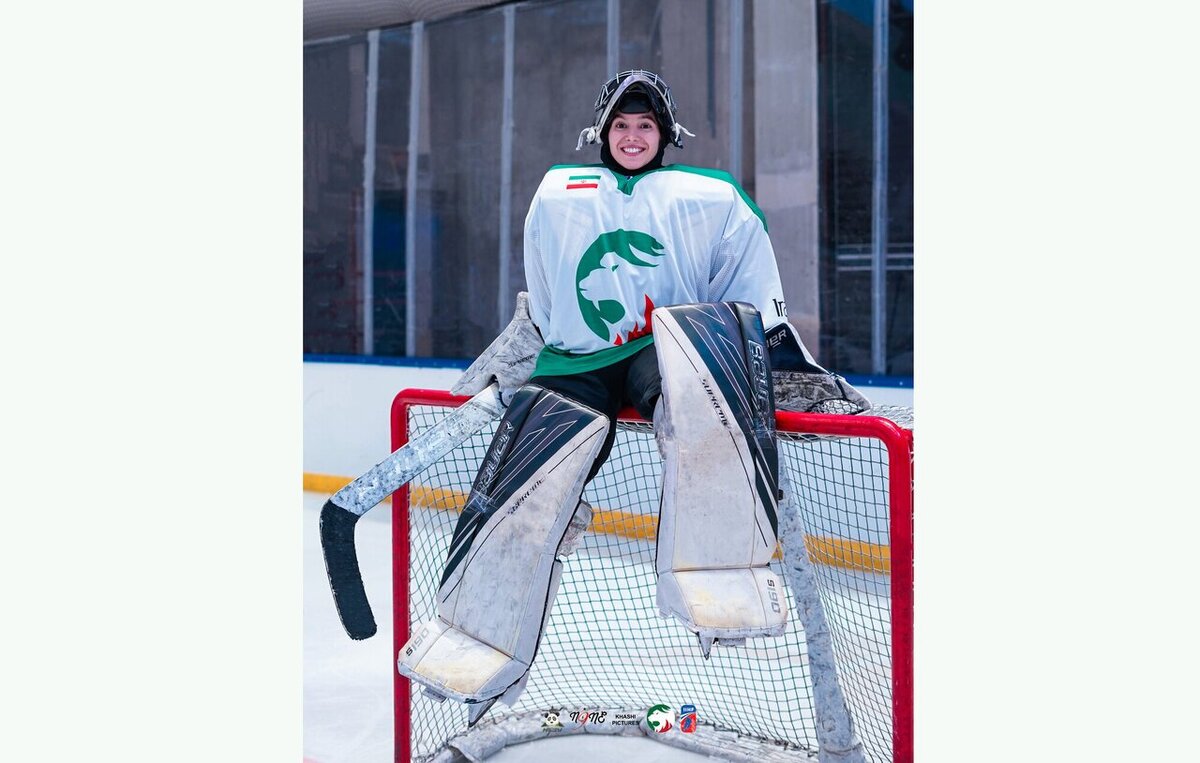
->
[606,110,662,172]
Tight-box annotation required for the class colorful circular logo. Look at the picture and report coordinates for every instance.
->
[646,703,675,733]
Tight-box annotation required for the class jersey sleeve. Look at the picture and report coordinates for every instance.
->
[709,198,829,374]
[523,182,553,334]
[707,194,789,332]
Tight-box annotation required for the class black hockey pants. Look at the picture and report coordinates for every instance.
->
[530,343,662,482]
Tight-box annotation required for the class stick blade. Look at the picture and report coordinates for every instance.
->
[319,499,377,640]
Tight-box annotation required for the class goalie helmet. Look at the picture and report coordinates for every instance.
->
[576,69,696,150]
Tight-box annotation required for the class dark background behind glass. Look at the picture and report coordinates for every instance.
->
[818,0,913,376]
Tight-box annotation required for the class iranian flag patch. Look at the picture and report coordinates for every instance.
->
[566,174,600,190]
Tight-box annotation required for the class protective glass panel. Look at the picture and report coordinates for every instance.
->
[372,28,414,357]
[817,0,914,376]
[417,10,506,358]
[304,37,368,354]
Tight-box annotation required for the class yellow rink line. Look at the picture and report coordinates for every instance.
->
[304,473,890,575]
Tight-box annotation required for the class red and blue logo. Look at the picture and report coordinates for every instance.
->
[679,704,697,733]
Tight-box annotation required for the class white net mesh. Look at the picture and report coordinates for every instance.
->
[396,401,912,763]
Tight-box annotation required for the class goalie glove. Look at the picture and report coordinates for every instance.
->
[451,291,544,404]
[765,322,872,415]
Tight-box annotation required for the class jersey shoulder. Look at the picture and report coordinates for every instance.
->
[661,164,739,188]
[653,165,767,231]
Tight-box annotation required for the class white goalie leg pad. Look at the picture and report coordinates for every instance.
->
[652,302,787,643]
[398,386,608,713]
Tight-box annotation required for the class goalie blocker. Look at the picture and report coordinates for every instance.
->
[652,302,788,657]
[397,385,607,726]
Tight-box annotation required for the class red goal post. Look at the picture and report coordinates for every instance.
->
[389,388,913,763]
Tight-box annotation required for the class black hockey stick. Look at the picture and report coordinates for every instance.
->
[320,383,505,639]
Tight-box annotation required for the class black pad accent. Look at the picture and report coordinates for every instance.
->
[764,321,826,374]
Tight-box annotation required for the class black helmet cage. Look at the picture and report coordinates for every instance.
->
[575,69,695,150]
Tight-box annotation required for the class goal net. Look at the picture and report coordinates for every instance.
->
[390,388,913,762]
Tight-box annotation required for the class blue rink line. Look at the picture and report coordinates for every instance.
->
[841,373,912,389]
[303,353,470,369]
[302,354,912,389]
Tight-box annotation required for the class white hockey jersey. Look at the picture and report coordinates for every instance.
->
[525,163,790,377]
